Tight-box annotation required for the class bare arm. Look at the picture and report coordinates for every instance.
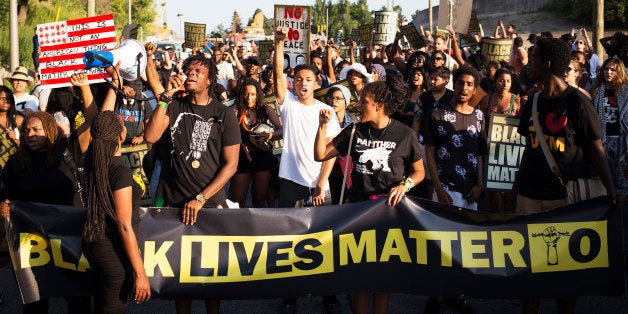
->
[274,27,289,105]
[265,104,283,140]
[112,187,150,303]
[144,43,165,96]
[70,73,97,153]
[426,144,453,204]
[325,42,337,83]
[100,63,122,112]
[449,27,465,66]
[314,109,341,161]
[231,51,246,77]
[387,159,425,206]
[349,41,356,64]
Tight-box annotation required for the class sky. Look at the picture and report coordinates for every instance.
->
[156,0,436,36]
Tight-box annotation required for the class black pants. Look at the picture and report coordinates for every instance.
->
[84,236,133,314]
[278,179,331,208]
[22,296,91,314]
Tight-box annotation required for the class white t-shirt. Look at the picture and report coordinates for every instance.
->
[278,90,341,189]
[14,93,39,114]
[215,61,235,90]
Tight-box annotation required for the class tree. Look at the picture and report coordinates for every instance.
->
[210,23,226,38]
[231,11,243,34]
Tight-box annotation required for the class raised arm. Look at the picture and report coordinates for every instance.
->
[100,63,122,112]
[274,26,289,105]
[325,41,337,83]
[349,41,357,64]
[449,26,465,66]
[70,72,98,153]
[143,43,171,144]
[314,109,340,162]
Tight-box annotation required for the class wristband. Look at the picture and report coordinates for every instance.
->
[399,177,415,193]
[158,92,172,103]
[158,101,169,109]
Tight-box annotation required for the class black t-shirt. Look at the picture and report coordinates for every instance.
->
[157,97,241,207]
[107,156,142,233]
[116,99,154,142]
[603,89,620,136]
[331,120,422,201]
[0,134,84,206]
[517,86,602,200]
[419,89,454,141]
[423,104,488,193]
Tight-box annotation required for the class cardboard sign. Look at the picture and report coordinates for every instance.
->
[482,37,514,62]
[468,11,480,34]
[122,23,138,40]
[358,24,372,46]
[373,11,397,46]
[258,40,274,65]
[37,14,117,88]
[485,114,526,192]
[351,28,360,43]
[275,5,311,69]
[400,23,427,49]
[184,22,206,49]
[438,0,473,34]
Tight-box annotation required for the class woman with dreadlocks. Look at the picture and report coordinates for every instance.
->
[82,110,151,312]
[0,72,97,313]
[314,71,425,314]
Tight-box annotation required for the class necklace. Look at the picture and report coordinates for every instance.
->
[367,118,391,148]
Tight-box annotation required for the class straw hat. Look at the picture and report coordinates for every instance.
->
[9,66,34,85]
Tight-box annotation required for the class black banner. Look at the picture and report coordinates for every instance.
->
[485,114,526,192]
[5,197,624,303]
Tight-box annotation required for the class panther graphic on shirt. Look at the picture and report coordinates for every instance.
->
[355,145,393,174]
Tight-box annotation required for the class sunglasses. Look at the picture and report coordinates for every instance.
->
[433,57,445,61]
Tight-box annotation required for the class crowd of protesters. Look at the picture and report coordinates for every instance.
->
[0,14,626,314]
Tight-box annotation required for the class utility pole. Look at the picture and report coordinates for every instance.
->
[87,0,95,17]
[593,0,604,60]
[128,0,132,24]
[177,13,184,41]
[428,0,433,34]
[9,0,18,70]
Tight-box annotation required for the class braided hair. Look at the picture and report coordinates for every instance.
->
[0,85,19,129]
[82,111,123,243]
[18,112,60,170]
[362,70,409,116]
[235,78,265,115]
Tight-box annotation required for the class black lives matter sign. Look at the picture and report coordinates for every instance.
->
[485,114,526,192]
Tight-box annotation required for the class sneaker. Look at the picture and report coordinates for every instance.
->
[425,297,441,314]
[280,298,297,314]
[322,295,341,314]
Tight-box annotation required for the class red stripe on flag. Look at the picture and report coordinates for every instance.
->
[39,52,84,63]
[40,73,107,86]
[40,64,86,74]
[40,37,116,52]
[66,14,114,26]
[67,25,116,37]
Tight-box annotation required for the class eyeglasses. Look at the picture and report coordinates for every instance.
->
[327,96,345,102]
[433,57,445,61]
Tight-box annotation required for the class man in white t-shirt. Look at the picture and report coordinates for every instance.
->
[212,48,234,91]
[273,25,342,313]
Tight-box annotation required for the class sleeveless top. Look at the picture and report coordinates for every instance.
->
[487,92,516,118]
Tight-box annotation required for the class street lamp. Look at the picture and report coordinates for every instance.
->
[177,13,184,41]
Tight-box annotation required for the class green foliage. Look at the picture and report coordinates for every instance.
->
[0,0,155,69]
[231,11,243,33]
[311,0,373,41]
[544,0,627,29]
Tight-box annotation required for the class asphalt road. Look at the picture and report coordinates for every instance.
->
[1,200,627,314]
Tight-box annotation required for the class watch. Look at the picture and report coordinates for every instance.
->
[195,193,206,204]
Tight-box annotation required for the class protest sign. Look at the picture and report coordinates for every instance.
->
[400,23,427,49]
[275,5,311,69]
[258,40,274,65]
[37,14,117,88]
[358,24,372,46]
[373,11,397,46]
[351,28,360,43]
[482,37,514,62]
[485,114,526,191]
[0,130,18,169]
[468,11,481,34]
[184,22,206,49]
[438,0,473,34]
[120,144,152,205]
[7,196,624,303]
[122,23,138,40]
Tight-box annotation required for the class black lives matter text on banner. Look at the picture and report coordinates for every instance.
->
[184,22,206,50]
[485,114,526,192]
[7,197,624,303]
[37,14,117,88]
[400,23,427,49]
[120,144,152,206]
[482,37,514,62]
[373,11,398,46]
[274,5,311,69]
[358,24,372,46]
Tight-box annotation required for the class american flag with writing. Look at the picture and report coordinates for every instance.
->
[37,14,117,88]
